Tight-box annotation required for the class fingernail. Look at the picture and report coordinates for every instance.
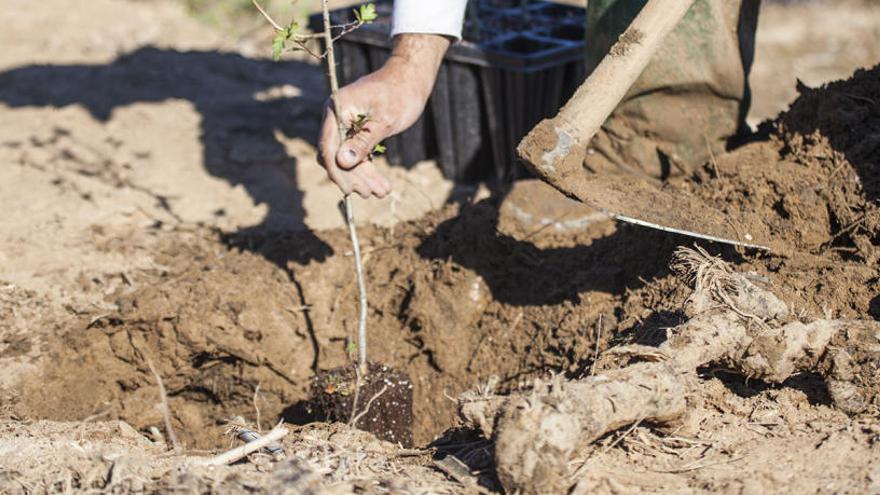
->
[341,148,357,165]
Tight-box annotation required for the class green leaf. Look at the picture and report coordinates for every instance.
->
[272,30,287,61]
[372,143,386,154]
[271,22,300,62]
[354,3,378,24]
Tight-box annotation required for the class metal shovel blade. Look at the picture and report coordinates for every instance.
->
[557,174,775,251]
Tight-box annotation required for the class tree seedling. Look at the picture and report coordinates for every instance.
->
[254,0,414,447]
[252,0,376,375]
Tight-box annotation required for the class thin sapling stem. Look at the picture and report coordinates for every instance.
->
[253,0,375,377]
[321,0,369,376]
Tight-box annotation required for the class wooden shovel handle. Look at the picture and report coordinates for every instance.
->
[517,0,697,193]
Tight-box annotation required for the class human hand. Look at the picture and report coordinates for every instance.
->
[318,34,451,198]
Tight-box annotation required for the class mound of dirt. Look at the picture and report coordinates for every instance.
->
[12,233,316,448]
[688,65,879,260]
[7,206,660,448]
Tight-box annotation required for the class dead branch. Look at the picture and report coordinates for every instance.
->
[226,419,286,458]
[671,245,788,322]
[491,363,686,493]
[201,426,289,466]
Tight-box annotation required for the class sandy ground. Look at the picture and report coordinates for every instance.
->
[0,0,457,307]
[0,0,878,493]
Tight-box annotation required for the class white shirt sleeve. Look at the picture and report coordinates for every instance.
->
[391,0,469,40]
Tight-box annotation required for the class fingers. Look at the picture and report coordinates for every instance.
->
[336,120,388,170]
[328,163,390,199]
[318,101,391,199]
[353,161,392,198]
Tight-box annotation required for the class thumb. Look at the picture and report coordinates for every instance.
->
[336,120,387,169]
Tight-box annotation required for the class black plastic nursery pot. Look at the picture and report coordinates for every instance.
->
[309,0,587,184]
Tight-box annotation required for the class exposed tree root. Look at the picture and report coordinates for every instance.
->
[491,363,687,492]
[459,247,880,494]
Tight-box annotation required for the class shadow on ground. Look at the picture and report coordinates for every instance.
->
[0,46,332,264]
[416,198,742,307]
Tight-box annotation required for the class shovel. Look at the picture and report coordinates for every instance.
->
[517,0,774,251]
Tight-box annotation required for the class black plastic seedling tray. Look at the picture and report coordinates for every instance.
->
[309,0,586,183]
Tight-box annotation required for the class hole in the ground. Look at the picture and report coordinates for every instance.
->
[11,201,678,450]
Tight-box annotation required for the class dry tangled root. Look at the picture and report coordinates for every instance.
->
[460,247,880,494]
[670,245,789,322]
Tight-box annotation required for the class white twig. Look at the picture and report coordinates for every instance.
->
[251,0,283,30]
[343,197,369,373]
[149,426,165,445]
[146,358,181,453]
[351,385,388,427]
[200,426,289,466]
[253,382,262,432]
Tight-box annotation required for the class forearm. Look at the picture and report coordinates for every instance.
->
[380,34,451,103]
